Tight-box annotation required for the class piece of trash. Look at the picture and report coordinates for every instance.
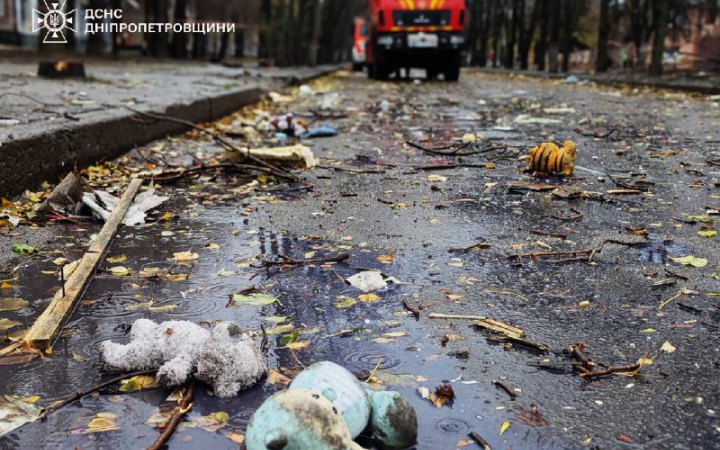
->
[0,119,20,126]
[528,141,577,177]
[514,114,562,125]
[298,85,314,96]
[318,92,341,110]
[36,172,84,215]
[562,75,580,84]
[82,188,168,226]
[269,113,307,137]
[221,144,316,169]
[379,99,391,112]
[418,383,455,408]
[346,270,393,292]
[0,395,43,435]
[246,361,417,450]
[301,125,338,139]
[100,319,266,398]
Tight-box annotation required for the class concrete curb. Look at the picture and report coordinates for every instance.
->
[476,68,720,95]
[0,65,341,197]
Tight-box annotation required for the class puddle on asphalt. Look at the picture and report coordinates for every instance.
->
[0,198,511,450]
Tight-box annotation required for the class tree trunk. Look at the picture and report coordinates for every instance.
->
[630,0,644,66]
[171,0,187,59]
[536,0,548,70]
[234,29,245,58]
[479,0,492,67]
[86,0,106,55]
[506,0,519,68]
[548,0,560,73]
[491,0,502,68]
[519,0,538,70]
[650,0,670,76]
[561,0,574,72]
[148,0,169,57]
[596,0,611,72]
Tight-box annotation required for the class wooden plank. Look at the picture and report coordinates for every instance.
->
[24,179,143,349]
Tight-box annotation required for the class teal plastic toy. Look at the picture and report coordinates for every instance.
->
[246,361,417,450]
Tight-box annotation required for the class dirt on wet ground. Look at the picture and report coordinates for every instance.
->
[1,69,720,450]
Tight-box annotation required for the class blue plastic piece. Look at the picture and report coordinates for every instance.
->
[301,125,338,139]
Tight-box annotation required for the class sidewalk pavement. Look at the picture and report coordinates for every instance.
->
[479,67,720,95]
[0,60,340,196]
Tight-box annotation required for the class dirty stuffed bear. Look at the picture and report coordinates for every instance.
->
[100,319,266,398]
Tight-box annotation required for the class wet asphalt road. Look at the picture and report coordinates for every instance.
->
[2,69,720,450]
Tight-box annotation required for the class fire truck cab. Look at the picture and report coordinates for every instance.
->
[366,0,467,81]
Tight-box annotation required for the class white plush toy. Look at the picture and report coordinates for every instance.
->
[100,319,266,398]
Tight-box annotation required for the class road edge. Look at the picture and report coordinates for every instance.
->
[0,65,341,197]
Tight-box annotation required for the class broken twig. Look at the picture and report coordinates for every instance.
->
[147,381,196,450]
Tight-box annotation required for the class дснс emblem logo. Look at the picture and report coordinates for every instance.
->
[33,1,76,44]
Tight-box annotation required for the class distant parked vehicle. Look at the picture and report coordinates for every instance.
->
[365,0,467,81]
[352,17,368,72]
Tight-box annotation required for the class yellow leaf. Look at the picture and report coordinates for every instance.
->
[448,261,465,267]
[286,341,310,350]
[120,375,159,392]
[107,255,127,263]
[174,251,199,262]
[159,212,174,221]
[499,421,510,435]
[165,273,189,282]
[86,416,119,433]
[373,337,396,344]
[637,357,654,366]
[226,432,245,444]
[670,255,708,268]
[22,395,40,404]
[641,328,656,333]
[304,251,316,259]
[359,293,380,303]
[266,324,295,335]
[205,243,221,250]
[0,282,14,289]
[698,230,717,238]
[378,254,395,264]
[109,266,132,276]
[661,341,676,353]
[335,296,357,308]
[214,411,230,423]
[53,257,69,266]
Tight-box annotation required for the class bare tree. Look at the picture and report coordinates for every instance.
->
[596,0,611,72]
[650,0,670,75]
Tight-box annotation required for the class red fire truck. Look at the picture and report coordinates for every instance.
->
[365,0,467,81]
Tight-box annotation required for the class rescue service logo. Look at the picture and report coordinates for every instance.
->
[33,1,76,44]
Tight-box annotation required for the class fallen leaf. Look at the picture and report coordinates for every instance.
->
[217,269,235,277]
[278,330,299,346]
[226,432,245,444]
[165,273,189,282]
[359,293,380,303]
[86,414,119,433]
[377,254,395,264]
[232,293,277,306]
[499,421,510,435]
[267,369,292,388]
[698,230,717,238]
[119,375,159,393]
[427,175,448,183]
[107,255,127,263]
[661,341,676,353]
[334,296,357,308]
[670,255,708,268]
[0,298,28,312]
[205,243,221,250]
[0,318,21,332]
[53,257,69,266]
[174,251,199,262]
[109,266,132,276]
